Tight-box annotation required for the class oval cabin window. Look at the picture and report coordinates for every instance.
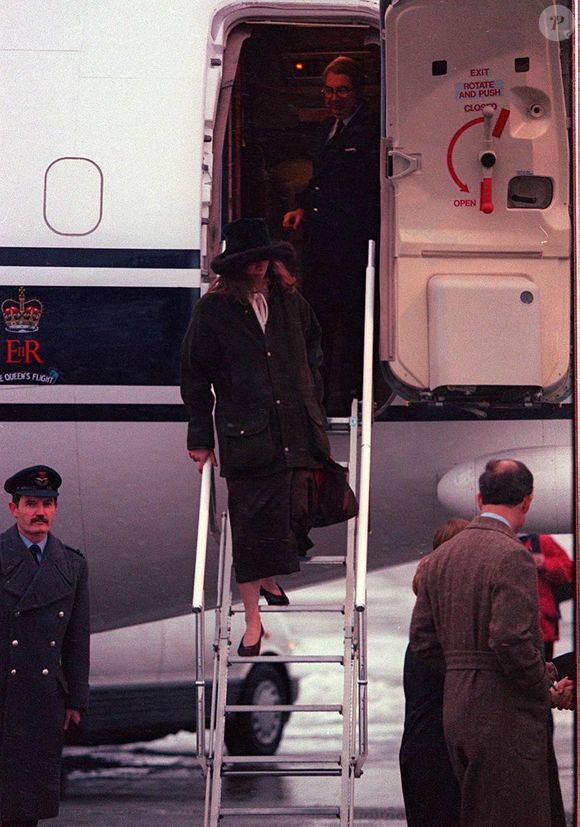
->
[43,157,103,236]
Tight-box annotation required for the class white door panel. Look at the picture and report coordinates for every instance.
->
[381,0,571,401]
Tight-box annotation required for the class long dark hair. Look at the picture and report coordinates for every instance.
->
[208,260,296,303]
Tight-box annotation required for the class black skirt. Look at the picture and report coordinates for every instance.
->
[227,469,316,583]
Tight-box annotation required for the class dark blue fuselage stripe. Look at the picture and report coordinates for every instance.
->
[0,403,572,424]
[0,404,189,422]
[0,248,201,269]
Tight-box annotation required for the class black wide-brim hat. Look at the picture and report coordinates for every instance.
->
[4,465,62,498]
[211,218,295,276]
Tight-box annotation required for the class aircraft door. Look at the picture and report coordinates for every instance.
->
[201,26,253,281]
[380,0,571,404]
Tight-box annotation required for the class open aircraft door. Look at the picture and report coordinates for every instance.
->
[379,0,572,406]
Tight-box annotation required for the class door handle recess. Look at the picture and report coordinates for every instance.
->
[388,150,419,180]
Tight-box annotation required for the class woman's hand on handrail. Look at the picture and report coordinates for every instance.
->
[188,448,217,474]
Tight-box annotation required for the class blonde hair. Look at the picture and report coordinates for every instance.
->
[208,260,296,303]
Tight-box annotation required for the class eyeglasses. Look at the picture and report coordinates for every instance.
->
[321,85,354,99]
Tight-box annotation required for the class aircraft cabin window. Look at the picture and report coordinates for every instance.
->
[43,157,103,237]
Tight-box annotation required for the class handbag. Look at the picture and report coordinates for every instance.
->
[312,458,359,528]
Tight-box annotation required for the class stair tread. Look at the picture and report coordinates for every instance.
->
[225,703,342,712]
[231,604,345,613]
[229,654,343,664]
[222,753,341,764]
[219,806,340,816]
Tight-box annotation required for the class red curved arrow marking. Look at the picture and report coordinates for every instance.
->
[447,117,484,192]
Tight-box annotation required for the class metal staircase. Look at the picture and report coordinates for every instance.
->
[192,241,375,825]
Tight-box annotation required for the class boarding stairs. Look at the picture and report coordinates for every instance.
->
[192,242,376,825]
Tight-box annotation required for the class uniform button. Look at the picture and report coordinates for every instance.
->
[58,611,65,618]
[14,611,20,617]
[314,186,320,191]
[11,640,18,647]
[240,429,245,435]
[284,447,289,453]
[275,399,281,405]
[10,669,16,676]
[313,207,319,212]
[49,640,56,647]
[266,351,272,357]
[42,668,49,675]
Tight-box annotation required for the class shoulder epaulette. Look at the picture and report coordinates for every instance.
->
[65,544,85,559]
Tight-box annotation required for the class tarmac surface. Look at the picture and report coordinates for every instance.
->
[56,561,575,826]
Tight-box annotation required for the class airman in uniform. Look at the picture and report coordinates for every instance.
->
[0,466,90,827]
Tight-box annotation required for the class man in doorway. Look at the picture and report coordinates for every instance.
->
[283,55,379,414]
[410,459,563,826]
[0,466,90,827]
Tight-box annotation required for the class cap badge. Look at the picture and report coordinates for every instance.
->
[33,470,50,488]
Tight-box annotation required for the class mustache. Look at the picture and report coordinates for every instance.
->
[31,517,49,524]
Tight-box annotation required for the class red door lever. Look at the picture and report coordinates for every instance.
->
[480,177,493,214]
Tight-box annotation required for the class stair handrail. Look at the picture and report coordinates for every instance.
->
[192,458,214,770]
[355,239,375,610]
[353,239,375,778]
[192,458,213,613]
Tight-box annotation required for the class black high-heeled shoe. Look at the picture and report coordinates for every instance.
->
[237,625,264,657]
[259,583,290,606]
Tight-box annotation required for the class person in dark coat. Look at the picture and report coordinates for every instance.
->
[181,218,330,655]
[399,518,468,827]
[283,56,380,414]
[0,466,90,827]
[410,459,564,827]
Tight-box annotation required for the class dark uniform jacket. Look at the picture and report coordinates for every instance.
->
[0,525,90,821]
[180,282,330,478]
[410,517,552,827]
[298,102,380,271]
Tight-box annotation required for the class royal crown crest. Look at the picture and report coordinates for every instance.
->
[2,287,43,333]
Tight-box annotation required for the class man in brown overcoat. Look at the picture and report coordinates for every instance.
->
[410,459,558,827]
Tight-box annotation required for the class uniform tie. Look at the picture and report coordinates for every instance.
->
[29,543,42,565]
[250,292,269,333]
[327,119,344,142]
